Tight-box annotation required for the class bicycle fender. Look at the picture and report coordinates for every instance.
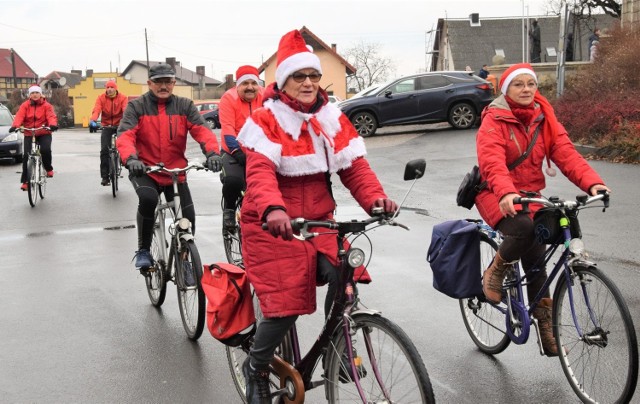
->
[350,308,382,318]
[179,233,194,243]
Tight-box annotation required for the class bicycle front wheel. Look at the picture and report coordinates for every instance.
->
[459,233,511,354]
[325,313,435,403]
[554,264,639,404]
[222,197,243,266]
[27,158,38,207]
[176,240,205,340]
[38,162,46,199]
[146,219,167,307]
[110,151,119,198]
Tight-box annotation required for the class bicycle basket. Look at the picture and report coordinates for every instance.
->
[533,208,581,244]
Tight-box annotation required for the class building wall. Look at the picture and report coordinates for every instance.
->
[68,72,192,127]
[622,0,640,27]
[262,48,349,99]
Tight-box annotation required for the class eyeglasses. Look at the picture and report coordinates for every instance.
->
[290,72,322,83]
[510,82,537,90]
[151,78,176,85]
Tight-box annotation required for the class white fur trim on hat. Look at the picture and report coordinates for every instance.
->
[500,68,537,94]
[275,52,322,89]
[28,85,43,95]
[236,74,260,87]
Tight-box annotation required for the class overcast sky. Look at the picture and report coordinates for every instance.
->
[1,0,552,80]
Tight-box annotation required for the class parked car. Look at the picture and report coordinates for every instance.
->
[195,101,219,115]
[202,109,220,129]
[327,95,343,103]
[338,71,494,137]
[0,104,23,163]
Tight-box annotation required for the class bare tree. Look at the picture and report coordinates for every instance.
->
[546,0,622,18]
[342,41,395,93]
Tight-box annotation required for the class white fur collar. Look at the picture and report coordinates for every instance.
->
[263,99,343,141]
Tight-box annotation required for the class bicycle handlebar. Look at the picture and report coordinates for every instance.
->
[145,162,207,175]
[19,126,51,132]
[513,190,610,212]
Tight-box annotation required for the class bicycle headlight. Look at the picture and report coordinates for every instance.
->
[569,238,585,255]
[177,218,192,231]
[346,248,365,268]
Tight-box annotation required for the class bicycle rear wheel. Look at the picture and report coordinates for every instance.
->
[146,219,167,306]
[38,162,46,199]
[226,291,293,403]
[325,313,435,403]
[27,158,38,207]
[110,151,119,198]
[222,197,243,266]
[176,240,205,340]
[554,264,638,404]
[459,233,511,354]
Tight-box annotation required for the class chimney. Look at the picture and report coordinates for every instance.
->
[71,70,82,76]
[331,43,337,52]
[166,57,176,70]
[469,13,480,27]
[86,69,93,77]
[196,66,205,76]
[225,74,234,90]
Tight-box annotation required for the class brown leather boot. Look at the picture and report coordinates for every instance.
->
[482,252,513,303]
[533,297,559,357]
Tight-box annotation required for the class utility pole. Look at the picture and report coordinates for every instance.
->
[10,48,17,90]
[145,28,150,71]
[557,0,569,97]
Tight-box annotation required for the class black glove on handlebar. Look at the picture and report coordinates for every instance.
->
[8,127,17,133]
[205,151,222,172]
[232,149,246,166]
[126,156,146,177]
[49,125,58,132]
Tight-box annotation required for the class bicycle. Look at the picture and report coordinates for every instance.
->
[459,191,638,403]
[226,159,435,404]
[142,162,207,340]
[20,126,49,207]
[103,125,122,198]
[221,193,243,267]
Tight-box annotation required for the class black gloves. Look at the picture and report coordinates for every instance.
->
[8,127,16,133]
[49,125,58,132]
[205,151,222,172]
[232,149,246,166]
[126,156,146,177]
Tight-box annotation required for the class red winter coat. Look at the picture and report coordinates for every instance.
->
[12,98,57,136]
[116,92,220,186]
[219,86,263,154]
[90,91,129,126]
[475,95,604,228]
[238,99,388,318]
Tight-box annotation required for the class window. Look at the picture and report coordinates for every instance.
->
[94,78,116,89]
[417,75,450,90]
[389,78,415,94]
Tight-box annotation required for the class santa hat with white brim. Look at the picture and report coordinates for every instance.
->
[275,30,322,89]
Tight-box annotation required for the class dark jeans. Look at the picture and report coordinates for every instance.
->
[496,212,549,300]
[129,174,195,250]
[100,127,117,178]
[21,135,52,183]
[249,254,340,369]
[220,152,245,210]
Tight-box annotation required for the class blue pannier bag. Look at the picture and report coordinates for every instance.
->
[427,220,483,299]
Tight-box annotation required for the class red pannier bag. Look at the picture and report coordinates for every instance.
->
[201,262,256,346]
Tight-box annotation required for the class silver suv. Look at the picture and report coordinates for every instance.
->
[0,104,22,163]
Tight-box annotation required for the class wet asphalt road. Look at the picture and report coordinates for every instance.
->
[0,125,638,403]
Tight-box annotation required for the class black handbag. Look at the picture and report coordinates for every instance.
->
[456,126,541,210]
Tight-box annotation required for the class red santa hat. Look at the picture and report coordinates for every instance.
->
[105,80,117,90]
[235,65,260,87]
[499,63,537,94]
[275,29,322,89]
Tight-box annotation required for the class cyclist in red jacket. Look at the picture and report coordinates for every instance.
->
[90,80,128,186]
[9,85,58,191]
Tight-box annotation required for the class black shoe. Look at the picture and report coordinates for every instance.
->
[101,177,110,186]
[338,349,367,383]
[223,208,236,229]
[242,357,271,404]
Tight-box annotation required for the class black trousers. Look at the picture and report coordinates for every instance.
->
[21,135,52,183]
[220,152,245,210]
[496,213,549,300]
[249,254,340,369]
[128,174,195,250]
[100,127,117,178]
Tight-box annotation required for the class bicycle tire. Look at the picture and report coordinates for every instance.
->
[110,151,119,198]
[176,240,205,340]
[459,233,511,354]
[222,198,243,266]
[226,291,294,403]
[553,264,639,404]
[27,158,38,207]
[324,313,435,403]
[146,219,168,306]
[38,162,46,199]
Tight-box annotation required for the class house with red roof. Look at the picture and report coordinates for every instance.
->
[0,48,38,103]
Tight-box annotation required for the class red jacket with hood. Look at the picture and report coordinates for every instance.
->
[116,91,219,186]
[91,91,129,127]
[237,87,388,318]
[475,95,604,228]
[12,98,57,136]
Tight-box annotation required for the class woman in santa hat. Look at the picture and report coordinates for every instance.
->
[236,29,397,403]
[476,63,610,356]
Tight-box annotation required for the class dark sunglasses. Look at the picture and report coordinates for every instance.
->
[151,78,176,85]
[290,72,322,83]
